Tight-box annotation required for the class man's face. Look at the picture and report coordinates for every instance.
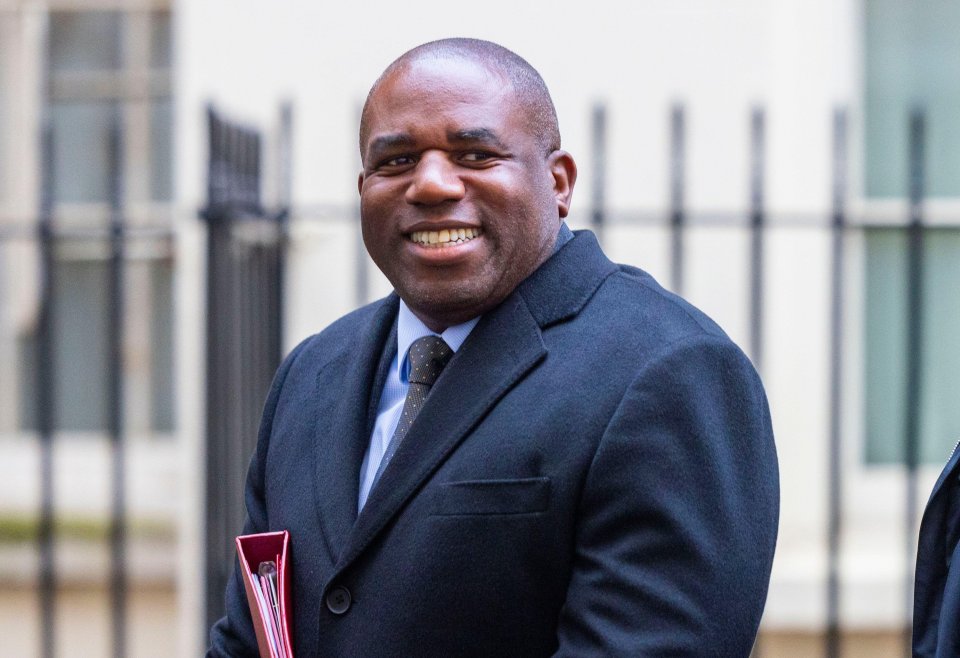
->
[358,57,575,331]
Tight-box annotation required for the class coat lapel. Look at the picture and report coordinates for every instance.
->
[311,296,398,564]
[327,230,617,576]
[333,292,547,573]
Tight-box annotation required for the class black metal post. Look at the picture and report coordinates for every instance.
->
[669,103,686,295]
[825,107,848,658]
[202,105,284,632]
[106,106,128,658]
[591,102,607,242]
[37,118,56,658]
[748,107,766,371]
[204,106,230,630]
[903,109,926,657]
[248,126,261,210]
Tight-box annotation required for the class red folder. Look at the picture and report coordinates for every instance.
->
[236,531,294,658]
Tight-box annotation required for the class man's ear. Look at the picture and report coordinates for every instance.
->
[548,150,577,218]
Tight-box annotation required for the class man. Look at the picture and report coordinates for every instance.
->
[209,38,779,656]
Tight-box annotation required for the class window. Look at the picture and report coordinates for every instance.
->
[864,228,960,464]
[863,1,960,464]
[16,8,175,434]
[865,0,960,198]
[18,254,175,433]
[48,9,173,206]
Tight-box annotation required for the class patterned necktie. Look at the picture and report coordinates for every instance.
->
[371,335,454,488]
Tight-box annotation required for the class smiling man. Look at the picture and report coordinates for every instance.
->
[357,49,572,334]
[209,38,779,657]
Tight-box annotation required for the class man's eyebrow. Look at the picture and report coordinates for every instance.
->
[447,128,507,149]
[367,133,416,156]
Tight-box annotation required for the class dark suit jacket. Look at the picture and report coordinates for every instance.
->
[914,442,960,656]
[209,230,779,657]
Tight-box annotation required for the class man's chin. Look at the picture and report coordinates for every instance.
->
[399,287,500,330]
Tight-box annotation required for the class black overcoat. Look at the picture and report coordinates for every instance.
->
[209,230,779,657]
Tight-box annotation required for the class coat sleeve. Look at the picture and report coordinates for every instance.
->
[207,338,312,658]
[553,335,779,657]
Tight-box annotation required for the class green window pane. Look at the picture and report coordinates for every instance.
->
[151,259,175,432]
[865,0,960,197]
[49,11,123,73]
[150,100,173,201]
[50,101,118,204]
[150,11,172,69]
[14,259,110,432]
[17,258,176,434]
[865,228,960,464]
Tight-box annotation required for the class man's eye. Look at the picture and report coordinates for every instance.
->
[460,151,494,163]
[381,155,416,167]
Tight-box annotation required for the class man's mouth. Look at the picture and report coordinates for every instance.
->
[408,227,481,248]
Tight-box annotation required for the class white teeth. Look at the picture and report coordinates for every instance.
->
[410,228,480,247]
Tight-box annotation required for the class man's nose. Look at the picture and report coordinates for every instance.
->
[405,152,465,205]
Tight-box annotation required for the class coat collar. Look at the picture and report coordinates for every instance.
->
[519,229,617,328]
[323,230,617,575]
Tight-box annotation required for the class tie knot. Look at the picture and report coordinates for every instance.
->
[407,335,453,386]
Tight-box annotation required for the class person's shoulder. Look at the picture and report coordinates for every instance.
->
[538,231,729,349]
[593,264,730,346]
[582,264,764,406]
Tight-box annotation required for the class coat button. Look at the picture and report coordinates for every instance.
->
[325,586,351,615]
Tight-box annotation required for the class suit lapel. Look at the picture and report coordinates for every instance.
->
[333,293,547,573]
[311,296,398,565]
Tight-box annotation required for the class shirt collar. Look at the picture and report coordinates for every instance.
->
[397,302,479,384]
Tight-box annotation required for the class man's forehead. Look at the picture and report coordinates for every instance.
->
[362,60,521,142]
[373,57,510,106]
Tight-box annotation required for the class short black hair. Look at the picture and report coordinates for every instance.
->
[359,38,561,156]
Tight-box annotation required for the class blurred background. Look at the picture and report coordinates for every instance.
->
[1,0,958,656]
